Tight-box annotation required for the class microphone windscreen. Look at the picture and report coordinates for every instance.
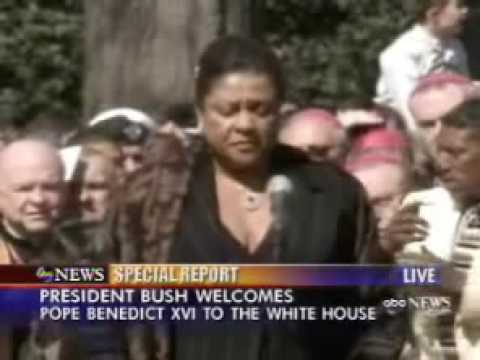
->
[267,175,293,195]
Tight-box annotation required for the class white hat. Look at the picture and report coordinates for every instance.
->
[88,107,157,130]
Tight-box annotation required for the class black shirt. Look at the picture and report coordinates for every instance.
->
[169,150,376,360]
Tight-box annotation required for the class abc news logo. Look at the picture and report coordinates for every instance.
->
[382,296,452,315]
[36,266,106,283]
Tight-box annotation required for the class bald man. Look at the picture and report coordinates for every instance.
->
[0,139,66,264]
[277,108,347,164]
[0,140,70,360]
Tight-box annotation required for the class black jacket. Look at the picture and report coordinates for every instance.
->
[113,139,379,360]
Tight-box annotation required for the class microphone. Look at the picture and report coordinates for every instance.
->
[267,175,293,261]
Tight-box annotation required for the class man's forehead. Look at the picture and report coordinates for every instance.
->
[286,122,341,144]
[410,84,466,121]
[354,163,405,194]
[9,167,62,180]
[0,140,63,169]
[2,160,63,184]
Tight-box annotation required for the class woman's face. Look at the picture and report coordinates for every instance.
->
[76,155,117,223]
[198,72,279,171]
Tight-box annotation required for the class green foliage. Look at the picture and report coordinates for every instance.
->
[0,0,82,125]
[0,0,418,124]
[262,0,414,108]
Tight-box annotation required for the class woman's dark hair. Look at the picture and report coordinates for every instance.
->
[195,36,285,108]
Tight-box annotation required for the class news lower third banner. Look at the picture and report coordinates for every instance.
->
[0,264,442,286]
[0,264,447,326]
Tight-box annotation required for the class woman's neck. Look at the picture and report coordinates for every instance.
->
[213,160,269,192]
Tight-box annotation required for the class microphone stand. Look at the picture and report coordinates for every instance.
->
[260,177,292,358]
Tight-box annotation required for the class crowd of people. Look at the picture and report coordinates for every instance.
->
[0,0,479,359]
